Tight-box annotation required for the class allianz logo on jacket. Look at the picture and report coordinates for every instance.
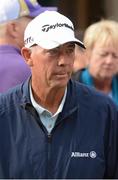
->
[71,151,97,158]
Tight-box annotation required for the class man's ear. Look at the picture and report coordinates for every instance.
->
[21,47,33,66]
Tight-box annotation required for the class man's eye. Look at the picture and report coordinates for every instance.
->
[66,48,75,54]
[66,44,75,53]
[48,49,59,56]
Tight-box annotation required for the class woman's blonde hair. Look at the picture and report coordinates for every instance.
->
[83,19,118,49]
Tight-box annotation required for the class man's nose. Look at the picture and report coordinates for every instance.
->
[58,55,69,66]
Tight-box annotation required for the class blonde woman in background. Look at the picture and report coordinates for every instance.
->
[72,19,118,105]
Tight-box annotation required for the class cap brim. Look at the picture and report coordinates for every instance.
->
[75,40,86,49]
[35,37,85,50]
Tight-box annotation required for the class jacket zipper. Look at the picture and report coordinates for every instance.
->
[47,133,52,178]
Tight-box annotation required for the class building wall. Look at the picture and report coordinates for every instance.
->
[38,0,118,30]
[58,0,105,29]
[104,0,118,21]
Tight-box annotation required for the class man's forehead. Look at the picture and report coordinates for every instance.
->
[30,42,76,52]
[52,42,75,50]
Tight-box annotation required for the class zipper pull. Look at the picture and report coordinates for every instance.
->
[47,133,52,143]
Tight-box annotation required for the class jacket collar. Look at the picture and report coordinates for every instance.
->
[20,77,83,118]
[21,77,78,111]
[20,77,31,107]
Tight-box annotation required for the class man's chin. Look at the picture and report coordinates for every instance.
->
[51,80,68,89]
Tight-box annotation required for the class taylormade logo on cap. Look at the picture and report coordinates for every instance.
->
[42,23,74,32]
[24,11,85,49]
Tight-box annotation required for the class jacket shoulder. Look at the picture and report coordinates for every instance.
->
[0,84,23,113]
[71,79,118,111]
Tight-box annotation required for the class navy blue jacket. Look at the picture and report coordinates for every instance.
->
[0,78,118,179]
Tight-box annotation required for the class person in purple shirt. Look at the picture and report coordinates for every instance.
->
[0,0,57,93]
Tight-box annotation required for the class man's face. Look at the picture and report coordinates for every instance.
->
[29,42,75,90]
[88,42,118,80]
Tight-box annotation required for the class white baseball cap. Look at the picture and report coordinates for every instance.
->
[0,0,57,24]
[24,11,85,49]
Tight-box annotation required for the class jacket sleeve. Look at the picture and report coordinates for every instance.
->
[105,101,118,178]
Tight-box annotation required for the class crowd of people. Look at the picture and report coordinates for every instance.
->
[0,0,118,179]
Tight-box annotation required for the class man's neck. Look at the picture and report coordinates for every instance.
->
[31,83,66,114]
